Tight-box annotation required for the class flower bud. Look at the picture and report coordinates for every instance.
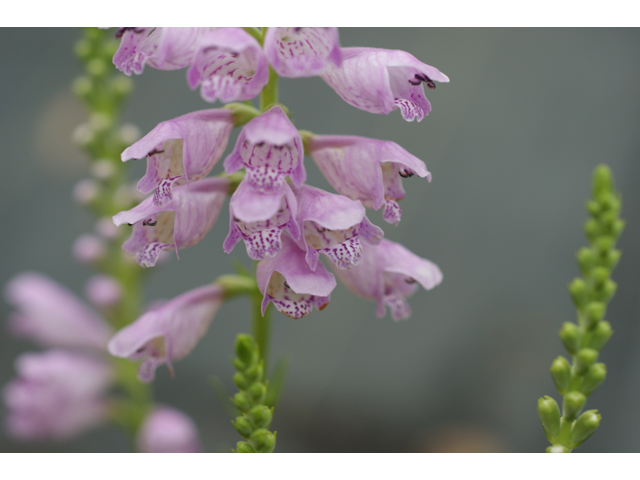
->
[233,372,251,390]
[550,356,572,393]
[72,123,93,147]
[72,76,92,98]
[95,217,120,240]
[611,219,625,238]
[87,58,108,77]
[584,302,605,330]
[248,406,273,430]
[244,363,264,383]
[233,392,252,413]
[537,396,561,439]
[590,267,610,288]
[558,323,580,354]
[602,249,621,269]
[594,235,614,254]
[74,39,91,59]
[250,428,276,453]
[581,363,606,396]
[575,348,598,375]
[235,335,257,366]
[91,159,117,180]
[576,247,596,274]
[568,278,587,309]
[563,391,586,421]
[236,441,255,453]
[584,219,600,243]
[247,382,267,403]
[72,234,105,264]
[84,274,122,309]
[589,321,613,351]
[586,199,600,216]
[592,165,613,198]
[570,410,601,446]
[118,122,140,144]
[594,279,617,304]
[73,179,99,205]
[232,416,254,437]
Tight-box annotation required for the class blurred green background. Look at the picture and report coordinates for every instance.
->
[1,28,639,452]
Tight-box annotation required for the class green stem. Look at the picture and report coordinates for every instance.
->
[260,66,279,112]
[251,294,272,369]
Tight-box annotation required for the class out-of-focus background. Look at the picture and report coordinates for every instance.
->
[1,28,639,453]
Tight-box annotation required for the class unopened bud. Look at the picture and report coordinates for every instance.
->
[537,396,561,439]
[550,356,572,393]
[250,428,276,453]
[84,274,122,308]
[592,165,613,198]
[584,302,605,330]
[581,363,606,396]
[559,323,580,354]
[233,372,251,390]
[74,39,91,59]
[570,410,601,446]
[244,363,264,383]
[248,406,273,429]
[89,112,111,132]
[73,179,99,205]
[586,199,600,216]
[576,247,596,274]
[72,234,105,264]
[91,159,117,180]
[563,391,586,421]
[594,235,614,254]
[235,335,256,366]
[232,392,252,413]
[72,76,92,98]
[611,219,625,238]
[232,416,254,438]
[95,217,120,240]
[247,382,267,403]
[595,279,617,304]
[568,278,587,309]
[590,267,610,288]
[112,77,134,97]
[87,58,108,77]
[589,321,613,351]
[575,348,599,375]
[584,219,600,243]
[119,122,140,144]
[72,123,94,147]
[236,441,255,453]
[602,249,621,269]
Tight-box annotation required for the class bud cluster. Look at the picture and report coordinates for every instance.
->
[538,165,623,452]
[231,334,276,453]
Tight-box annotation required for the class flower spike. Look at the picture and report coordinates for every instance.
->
[321,47,449,122]
[264,27,342,78]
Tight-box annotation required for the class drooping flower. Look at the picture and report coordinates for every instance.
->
[321,47,449,122]
[263,27,342,78]
[108,284,223,382]
[306,135,431,225]
[187,28,269,103]
[3,350,113,440]
[121,109,233,207]
[223,178,300,260]
[224,106,305,193]
[293,184,384,270]
[137,406,202,453]
[257,234,336,319]
[113,177,229,268]
[113,27,213,76]
[4,273,113,350]
[333,239,442,321]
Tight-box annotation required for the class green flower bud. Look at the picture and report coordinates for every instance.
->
[537,396,561,439]
[570,410,601,446]
[589,321,613,351]
[602,249,621,269]
[563,391,586,421]
[236,441,255,453]
[233,372,251,390]
[248,406,273,429]
[594,235,614,254]
[577,247,596,274]
[232,416,254,438]
[110,76,134,97]
[72,76,92,98]
[232,392,252,413]
[611,218,625,238]
[584,219,601,243]
[232,357,246,372]
[74,39,92,59]
[550,356,572,393]
[250,429,276,453]
[559,323,580,354]
[594,279,617,304]
[581,363,606,396]
[586,199,600,216]
[87,58,108,77]
[592,165,613,198]
[600,193,620,214]
[584,302,605,330]
[590,267,610,288]
[235,335,256,366]
[247,382,267,403]
[568,278,587,309]
[244,362,264,383]
[575,348,599,375]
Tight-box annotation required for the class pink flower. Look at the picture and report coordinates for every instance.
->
[3,350,113,440]
[264,27,342,77]
[113,177,229,268]
[223,177,300,261]
[333,239,442,321]
[306,135,431,225]
[121,109,233,207]
[137,406,202,453]
[113,27,213,76]
[224,106,305,193]
[108,284,224,382]
[4,273,113,350]
[187,28,269,103]
[292,184,383,271]
[257,235,336,319]
[321,47,449,122]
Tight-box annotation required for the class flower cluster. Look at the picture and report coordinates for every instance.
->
[106,27,446,381]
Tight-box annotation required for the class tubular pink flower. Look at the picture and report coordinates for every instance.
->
[264,27,342,78]
[187,28,269,103]
[224,106,306,193]
[107,284,223,382]
[320,47,449,122]
[307,135,431,225]
[137,406,202,453]
[113,177,229,268]
[121,109,233,207]
[4,273,113,350]
[257,234,336,319]
[292,184,384,271]
[223,178,300,261]
[333,239,442,321]
[3,350,113,440]
[113,27,213,76]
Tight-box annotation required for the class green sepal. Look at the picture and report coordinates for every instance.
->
[570,410,601,447]
[575,348,599,375]
[537,396,561,440]
[550,356,572,393]
[563,391,586,421]
[589,321,613,351]
[223,102,261,128]
[250,429,276,453]
[558,323,580,354]
[584,302,605,330]
[232,416,254,438]
[248,406,273,430]
[233,392,252,413]
[236,441,256,453]
[244,362,264,383]
[233,372,252,390]
[247,382,267,403]
[580,363,607,396]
